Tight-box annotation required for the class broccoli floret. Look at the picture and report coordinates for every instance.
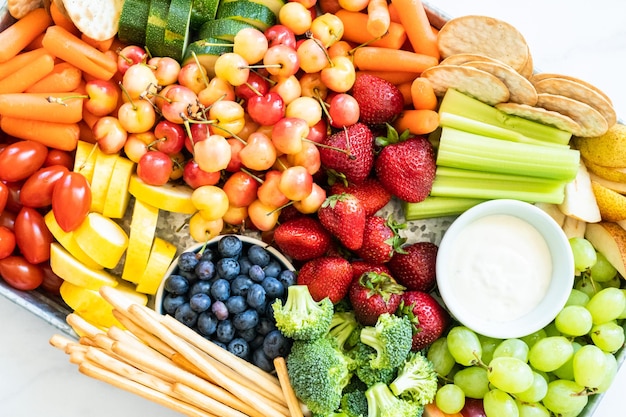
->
[360,313,413,369]
[287,335,352,415]
[340,388,368,417]
[350,342,397,386]
[365,383,423,417]
[329,311,362,351]
[272,285,334,340]
[389,351,438,406]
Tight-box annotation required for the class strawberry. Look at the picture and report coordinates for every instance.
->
[356,215,406,264]
[351,260,391,283]
[273,216,333,261]
[351,73,404,126]
[318,193,366,251]
[297,256,353,303]
[319,123,375,184]
[388,242,438,292]
[330,176,392,216]
[349,271,406,325]
[397,291,450,351]
[374,126,436,203]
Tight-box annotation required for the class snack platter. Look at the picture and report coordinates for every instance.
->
[0,0,624,416]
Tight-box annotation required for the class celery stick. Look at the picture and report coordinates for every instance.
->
[438,89,572,145]
[437,127,580,181]
[404,196,487,220]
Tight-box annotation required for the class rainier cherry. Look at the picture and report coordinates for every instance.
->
[182,159,221,189]
[239,132,277,171]
[233,27,269,64]
[178,62,208,95]
[264,24,297,49]
[329,93,360,128]
[247,91,285,126]
[214,53,249,86]
[137,150,173,186]
[92,116,128,154]
[188,212,223,242]
[117,45,147,75]
[263,44,300,78]
[279,165,313,201]
[198,77,236,107]
[148,56,181,86]
[271,117,309,154]
[293,182,326,213]
[247,199,281,231]
[153,120,186,155]
[222,171,259,208]
[286,96,322,127]
[269,74,301,105]
[278,2,312,35]
[191,185,229,221]
[257,170,290,207]
[193,134,232,173]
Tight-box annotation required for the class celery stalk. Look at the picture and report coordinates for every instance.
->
[438,89,572,145]
[404,196,487,220]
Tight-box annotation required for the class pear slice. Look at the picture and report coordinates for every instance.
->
[584,158,626,183]
[557,161,601,223]
[50,243,119,290]
[588,172,626,194]
[135,237,177,295]
[102,156,135,218]
[44,210,102,270]
[73,212,129,269]
[73,140,97,183]
[128,174,196,214]
[590,181,626,222]
[585,222,626,278]
[121,199,159,283]
[561,215,586,240]
[90,149,118,213]
[534,202,566,227]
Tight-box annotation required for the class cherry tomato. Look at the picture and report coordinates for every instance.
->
[44,149,74,170]
[0,140,48,182]
[20,165,69,208]
[0,226,16,259]
[0,181,7,214]
[137,150,173,186]
[40,262,64,295]
[3,181,23,213]
[0,255,44,291]
[0,210,16,230]
[14,207,53,264]
[52,172,91,232]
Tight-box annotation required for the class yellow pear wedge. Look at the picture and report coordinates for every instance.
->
[102,156,136,219]
[589,172,626,194]
[561,215,586,240]
[135,237,177,295]
[558,161,601,223]
[535,202,567,227]
[73,212,129,269]
[591,181,626,222]
[73,140,98,183]
[122,199,159,283]
[90,149,118,213]
[128,174,196,214]
[574,123,626,168]
[584,158,626,183]
[585,222,626,279]
[49,243,119,290]
[44,210,102,270]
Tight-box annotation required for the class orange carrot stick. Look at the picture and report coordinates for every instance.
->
[0,92,84,123]
[367,0,391,39]
[0,8,52,63]
[0,48,49,80]
[410,77,438,110]
[397,81,413,107]
[393,109,439,135]
[352,46,439,73]
[0,53,55,94]
[26,62,83,93]
[0,116,80,151]
[49,1,80,37]
[387,2,401,23]
[389,0,439,59]
[335,9,406,50]
[81,34,116,53]
[25,32,46,51]
[356,70,418,85]
[42,25,117,80]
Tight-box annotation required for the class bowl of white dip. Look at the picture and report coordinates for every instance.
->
[436,199,574,339]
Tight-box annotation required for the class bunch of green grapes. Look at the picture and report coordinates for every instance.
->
[426,238,625,417]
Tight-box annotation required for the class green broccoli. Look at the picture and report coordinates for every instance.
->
[272,284,334,340]
[287,335,352,415]
[360,313,413,370]
[365,383,423,417]
[340,388,368,417]
[350,342,397,386]
[389,351,438,406]
[329,311,362,351]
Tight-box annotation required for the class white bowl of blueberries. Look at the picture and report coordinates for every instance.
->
[154,234,297,372]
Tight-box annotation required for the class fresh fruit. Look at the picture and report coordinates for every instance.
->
[585,222,626,278]
[317,193,366,251]
[398,291,450,351]
[351,73,404,125]
[388,241,438,292]
[273,216,333,261]
[128,174,196,214]
[349,270,405,325]
[73,212,129,269]
[136,237,177,295]
[319,122,375,184]
[296,256,353,303]
[49,243,119,290]
[329,177,392,216]
[102,156,136,219]
[356,215,406,264]
[121,200,159,283]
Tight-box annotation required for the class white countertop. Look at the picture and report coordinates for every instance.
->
[1,1,625,416]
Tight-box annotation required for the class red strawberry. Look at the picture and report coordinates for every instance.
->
[330,177,392,216]
[356,215,406,264]
[351,73,404,126]
[297,256,353,303]
[351,260,391,283]
[273,217,333,261]
[318,193,366,251]
[397,291,450,351]
[319,123,375,184]
[388,242,438,292]
[374,126,436,203]
[349,271,406,325]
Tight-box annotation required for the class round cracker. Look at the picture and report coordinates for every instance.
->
[530,72,613,105]
[62,0,124,41]
[532,77,616,127]
[437,15,530,73]
[536,93,609,138]
[518,47,534,79]
[461,60,538,105]
[421,65,510,106]
[439,53,502,66]
[495,102,581,134]
[8,0,43,19]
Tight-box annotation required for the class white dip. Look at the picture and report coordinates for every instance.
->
[447,214,553,323]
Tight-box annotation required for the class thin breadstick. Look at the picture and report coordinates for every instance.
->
[112,308,178,359]
[171,382,251,417]
[274,357,304,417]
[49,333,74,350]
[92,333,116,352]
[68,349,87,365]
[66,313,104,338]
[78,336,98,347]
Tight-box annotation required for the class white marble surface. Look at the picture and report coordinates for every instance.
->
[1,1,626,416]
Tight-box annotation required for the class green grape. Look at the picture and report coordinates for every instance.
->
[515,371,548,403]
[516,400,550,417]
[574,276,600,298]
[601,274,622,289]
[478,334,501,365]
[568,237,597,271]
[552,341,582,381]
[564,288,590,307]
[483,389,519,417]
[487,356,534,394]
[520,329,546,349]
[542,379,588,416]
[618,289,626,320]
[435,384,465,414]
[447,326,482,366]
[528,336,574,372]
[589,250,617,282]
[595,352,618,393]
[453,366,490,399]
[586,287,626,324]
[543,321,561,337]
[554,305,593,336]
[572,344,608,388]
[590,321,626,353]
[427,337,456,377]
[492,338,529,362]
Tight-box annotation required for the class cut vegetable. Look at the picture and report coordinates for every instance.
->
[117,0,151,45]
[216,0,276,31]
[182,38,233,77]
[220,0,285,17]
[163,0,194,61]
[404,196,487,220]
[190,0,221,31]
[145,0,170,58]
[197,18,258,42]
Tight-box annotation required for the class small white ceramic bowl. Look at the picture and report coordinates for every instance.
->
[436,199,574,339]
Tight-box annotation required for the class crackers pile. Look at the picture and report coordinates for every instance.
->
[421,15,617,138]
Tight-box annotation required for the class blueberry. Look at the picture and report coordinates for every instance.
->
[261,276,284,299]
[238,256,252,275]
[195,259,216,280]
[199,248,215,262]
[217,257,240,280]
[218,235,243,258]
[197,312,218,336]
[227,338,250,359]
[277,269,297,288]
[224,295,247,314]
[231,275,254,296]
[216,319,236,343]
[164,274,190,295]
[237,327,258,342]
[233,309,259,331]
[252,348,274,372]
[212,340,228,350]
[177,251,199,272]
[162,293,186,315]
[250,334,266,350]
[211,300,229,321]
[248,245,271,267]
[263,259,282,278]
[247,283,266,309]
[263,329,291,359]
[189,280,211,297]
[189,293,212,313]
[174,303,198,328]
[248,264,265,282]
[256,317,277,336]
[210,278,230,301]
[178,270,198,282]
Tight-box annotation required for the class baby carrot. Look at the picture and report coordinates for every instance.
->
[0,47,49,80]
[410,77,438,110]
[397,81,413,107]
[0,116,80,151]
[0,53,55,94]
[335,9,407,50]
[49,1,80,37]
[356,70,418,85]
[25,33,46,51]
[0,8,52,63]
[81,34,116,53]
[387,2,401,23]
[389,0,439,59]
[26,62,83,93]
[393,109,439,135]
[352,46,439,73]
[0,92,83,123]
[367,0,391,39]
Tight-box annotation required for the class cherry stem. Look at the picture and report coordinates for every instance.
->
[46,94,88,106]
[190,51,211,89]
[305,31,333,65]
